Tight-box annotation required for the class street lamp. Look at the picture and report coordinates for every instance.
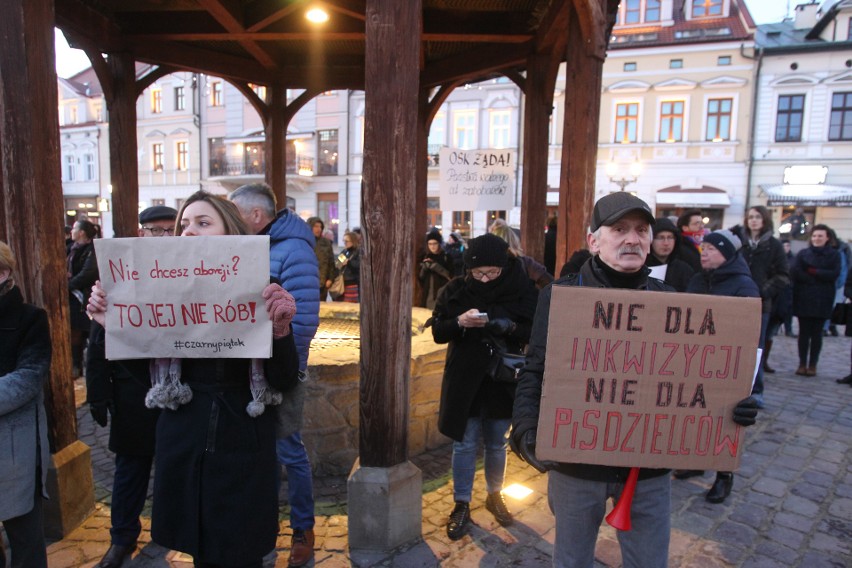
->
[606,159,642,192]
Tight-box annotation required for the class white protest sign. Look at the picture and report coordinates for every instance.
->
[94,236,272,359]
[439,148,515,211]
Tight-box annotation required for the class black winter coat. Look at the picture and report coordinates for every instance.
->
[339,247,360,285]
[67,242,98,330]
[645,255,694,292]
[732,228,790,313]
[686,254,760,299]
[512,257,673,483]
[432,259,538,441]
[151,333,299,564]
[418,250,454,309]
[86,323,159,456]
[791,246,841,319]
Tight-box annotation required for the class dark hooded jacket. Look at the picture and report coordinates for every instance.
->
[731,226,790,314]
[791,245,841,319]
[645,218,695,292]
[306,217,338,289]
[431,258,538,441]
[512,256,674,483]
[686,253,760,299]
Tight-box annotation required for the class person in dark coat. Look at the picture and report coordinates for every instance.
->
[543,216,557,276]
[837,268,852,386]
[644,217,695,292]
[445,232,466,277]
[67,219,99,375]
[731,206,790,406]
[431,234,538,540]
[0,242,51,568]
[307,217,338,301]
[338,231,361,303]
[511,193,759,568]
[675,230,761,504]
[791,224,841,376]
[88,192,300,568]
[676,209,705,272]
[418,230,454,310]
[559,248,593,277]
[86,205,177,568]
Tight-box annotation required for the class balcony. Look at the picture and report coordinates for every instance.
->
[208,156,315,177]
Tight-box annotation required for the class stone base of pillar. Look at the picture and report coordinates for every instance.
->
[43,440,94,540]
[347,459,422,551]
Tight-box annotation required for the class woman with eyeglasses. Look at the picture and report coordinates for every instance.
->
[430,234,538,540]
[644,217,694,292]
[87,190,299,568]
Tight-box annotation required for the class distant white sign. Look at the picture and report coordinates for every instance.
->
[439,148,515,211]
[783,165,828,185]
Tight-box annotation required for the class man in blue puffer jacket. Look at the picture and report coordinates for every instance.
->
[230,183,320,567]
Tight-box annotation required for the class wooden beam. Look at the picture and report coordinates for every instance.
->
[124,31,528,43]
[135,64,180,98]
[421,42,530,88]
[322,0,367,21]
[360,0,421,468]
[124,39,271,84]
[245,0,305,32]
[107,52,141,239]
[196,0,278,69]
[54,0,124,52]
[265,84,286,204]
[1,0,78,452]
[570,0,608,59]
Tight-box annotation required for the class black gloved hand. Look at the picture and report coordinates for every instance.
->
[510,429,549,473]
[485,317,515,337]
[732,396,759,426]
[90,403,109,428]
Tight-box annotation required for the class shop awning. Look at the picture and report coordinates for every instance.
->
[760,184,852,207]
[655,186,731,208]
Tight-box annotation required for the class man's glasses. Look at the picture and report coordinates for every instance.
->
[471,268,502,280]
[141,226,175,236]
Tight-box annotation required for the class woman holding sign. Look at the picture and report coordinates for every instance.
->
[431,234,538,540]
[89,191,299,568]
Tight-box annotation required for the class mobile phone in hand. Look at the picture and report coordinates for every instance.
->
[474,312,489,322]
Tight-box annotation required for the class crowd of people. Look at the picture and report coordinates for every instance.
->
[2,187,850,567]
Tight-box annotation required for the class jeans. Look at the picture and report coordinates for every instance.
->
[753,312,770,396]
[548,471,670,568]
[451,416,511,502]
[276,432,315,531]
[110,454,154,546]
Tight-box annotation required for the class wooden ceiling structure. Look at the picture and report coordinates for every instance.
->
[2,0,616,543]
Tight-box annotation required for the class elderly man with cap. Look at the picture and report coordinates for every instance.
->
[671,229,761,504]
[86,205,177,568]
[511,193,759,568]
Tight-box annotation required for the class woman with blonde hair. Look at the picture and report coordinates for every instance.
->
[0,241,51,567]
[488,219,553,289]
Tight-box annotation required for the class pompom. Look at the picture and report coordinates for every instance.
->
[246,400,266,417]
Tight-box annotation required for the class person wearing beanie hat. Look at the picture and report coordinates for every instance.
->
[511,192,759,567]
[679,230,760,504]
[645,217,695,292]
[418,230,453,309]
[430,232,538,540]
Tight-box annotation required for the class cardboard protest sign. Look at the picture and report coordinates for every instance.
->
[439,148,515,211]
[94,236,272,359]
[535,287,761,471]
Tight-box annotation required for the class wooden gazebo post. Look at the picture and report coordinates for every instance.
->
[348,0,423,551]
[0,0,94,538]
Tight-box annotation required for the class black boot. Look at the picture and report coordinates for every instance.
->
[837,374,852,384]
[94,543,136,568]
[706,472,733,504]
[447,501,471,540]
[762,339,775,373]
[485,491,514,526]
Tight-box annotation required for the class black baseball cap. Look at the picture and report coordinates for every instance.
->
[139,205,178,225]
[590,192,655,232]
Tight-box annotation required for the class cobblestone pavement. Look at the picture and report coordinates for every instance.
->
[46,332,851,567]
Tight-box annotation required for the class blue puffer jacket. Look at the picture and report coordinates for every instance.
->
[266,210,320,370]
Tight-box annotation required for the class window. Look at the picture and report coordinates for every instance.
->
[94,105,103,122]
[670,59,683,69]
[210,82,223,106]
[151,199,166,206]
[65,155,76,181]
[625,0,640,23]
[175,86,185,111]
[692,0,722,17]
[69,106,78,124]
[489,110,511,149]
[250,83,267,101]
[318,129,339,175]
[152,143,164,171]
[84,153,95,180]
[645,0,660,21]
[209,137,226,176]
[717,55,732,66]
[706,98,733,141]
[151,88,162,113]
[775,94,805,142]
[659,101,685,142]
[829,92,852,141]
[452,211,472,238]
[624,62,637,72]
[428,112,446,147]
[176,142,189,171]
[453,110,477,149]
[614,102,639,143]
